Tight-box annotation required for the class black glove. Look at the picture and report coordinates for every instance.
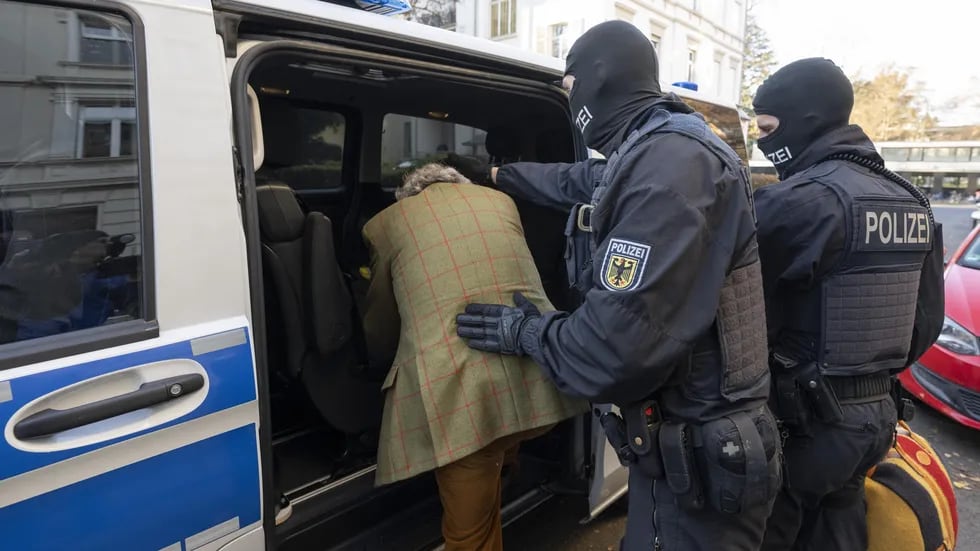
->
[444,152,492,185]
[456,292,540,355]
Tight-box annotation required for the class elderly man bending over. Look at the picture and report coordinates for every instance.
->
[361,163,586,551]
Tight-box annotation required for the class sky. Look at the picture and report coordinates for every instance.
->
[752,0,980,126]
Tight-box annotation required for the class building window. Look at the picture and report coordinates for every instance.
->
[908,147,924,161]
[882,148,910,162]
[955,147,972,161]
[77,103,137,159]
[551,23,569,58]
[729,59,739,99]
[687,49,698,82]
[79,15,133,65]
[713,54,723,95]
[942,176,969,189]
[972,147,980,161]
[0,1,147,348]
[650,34,660,54]
[490,0,517,38]
[923,147,955,162]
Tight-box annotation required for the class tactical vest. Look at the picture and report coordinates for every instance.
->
[564,109,769,409]
[788,161,933,377]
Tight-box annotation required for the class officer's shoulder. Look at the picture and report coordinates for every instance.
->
[754,173,837,210]
[626,131,713,170]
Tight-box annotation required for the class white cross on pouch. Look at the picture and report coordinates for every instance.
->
[722,441,741,457]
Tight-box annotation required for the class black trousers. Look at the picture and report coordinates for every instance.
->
[619,409,780,551]
[761,397,897,551]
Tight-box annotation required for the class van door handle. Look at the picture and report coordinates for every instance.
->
[13,374,205,440]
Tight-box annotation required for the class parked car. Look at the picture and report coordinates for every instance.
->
[899,224,980,429]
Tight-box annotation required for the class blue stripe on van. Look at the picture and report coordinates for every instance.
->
[0,328,256,479]
[0,424,261,551]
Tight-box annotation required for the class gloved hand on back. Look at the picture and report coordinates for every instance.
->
[456,292,541,355]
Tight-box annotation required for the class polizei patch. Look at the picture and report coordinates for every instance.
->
[601,238,651,291]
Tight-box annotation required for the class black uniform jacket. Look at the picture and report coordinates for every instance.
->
[497,98,761,409]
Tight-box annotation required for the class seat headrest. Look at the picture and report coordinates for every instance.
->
[256,184,305,242]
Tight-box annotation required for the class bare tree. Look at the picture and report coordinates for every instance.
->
[406,0,456,30]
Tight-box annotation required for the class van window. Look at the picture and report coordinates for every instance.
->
[0,1,147,347]
[256,100,346,193]
[380,114,488,190]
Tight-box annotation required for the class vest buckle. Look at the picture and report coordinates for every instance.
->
[577,204,594,232]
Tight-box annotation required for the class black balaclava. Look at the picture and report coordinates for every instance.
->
[565,21,662,156]
[753,57,854,178]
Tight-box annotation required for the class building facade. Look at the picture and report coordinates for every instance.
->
[0,3,143,253]
[450,0,747,105]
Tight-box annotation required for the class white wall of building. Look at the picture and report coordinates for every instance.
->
[453,0,747,105]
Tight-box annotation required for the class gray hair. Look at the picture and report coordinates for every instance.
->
[395,163,471,200]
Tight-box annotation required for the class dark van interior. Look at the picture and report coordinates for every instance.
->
[240,47,588,549]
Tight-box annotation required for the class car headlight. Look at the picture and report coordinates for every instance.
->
[936,316,980,355]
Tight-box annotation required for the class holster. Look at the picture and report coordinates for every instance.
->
[797,361,844,424]
[770,353,844,431]
[620,400,665,479]
[597,410,636,467]
[658,421,705,511]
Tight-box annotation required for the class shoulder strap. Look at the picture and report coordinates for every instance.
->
[591,109,674,205]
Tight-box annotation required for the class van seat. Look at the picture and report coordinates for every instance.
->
[256,183,382,435]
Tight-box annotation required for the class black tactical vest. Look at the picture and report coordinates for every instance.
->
[790,161,932,377]
[565,109,770,419]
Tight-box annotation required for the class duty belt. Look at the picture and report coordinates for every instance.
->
[827,372,893,402]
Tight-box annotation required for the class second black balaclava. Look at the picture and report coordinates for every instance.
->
[565,21,662,157]
[752,58,854,177]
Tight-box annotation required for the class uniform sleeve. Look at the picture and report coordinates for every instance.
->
[496,159,606,210]
[523,150,721,404]
[362,217,401,374]
[753,182,846,291]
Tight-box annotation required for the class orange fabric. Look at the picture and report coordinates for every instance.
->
[434,426,552,551]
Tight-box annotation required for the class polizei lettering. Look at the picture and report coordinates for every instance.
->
[765,146,793,165]
[862,208,931,249]
[608,241,650,260]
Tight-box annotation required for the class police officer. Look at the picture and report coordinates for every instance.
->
[453,21,781,551]
[751,58,940,551]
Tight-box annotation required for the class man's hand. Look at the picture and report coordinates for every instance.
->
[456,292,540,355]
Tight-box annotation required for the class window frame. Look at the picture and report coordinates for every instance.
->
[687,48,697,82]
[489,0,517,39]
[78,12,134,66]
[550,22,567,59]
[0,0,157,371]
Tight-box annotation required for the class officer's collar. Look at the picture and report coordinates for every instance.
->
[777,125,883,179]
[598,94,695,158]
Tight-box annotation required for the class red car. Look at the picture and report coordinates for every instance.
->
[900,224,980,430]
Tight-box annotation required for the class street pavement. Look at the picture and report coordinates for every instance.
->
[504,205,979,550]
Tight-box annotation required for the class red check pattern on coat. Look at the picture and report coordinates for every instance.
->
[362,182,587,486]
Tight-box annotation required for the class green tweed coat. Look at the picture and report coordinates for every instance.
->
[362,182,587,486]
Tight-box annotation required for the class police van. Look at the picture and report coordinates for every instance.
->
[0,1,749,549]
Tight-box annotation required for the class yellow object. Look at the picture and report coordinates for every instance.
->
[866,421,957,551]
[359,266,371,280]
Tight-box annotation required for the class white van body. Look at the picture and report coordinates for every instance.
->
[0,2,748,549]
